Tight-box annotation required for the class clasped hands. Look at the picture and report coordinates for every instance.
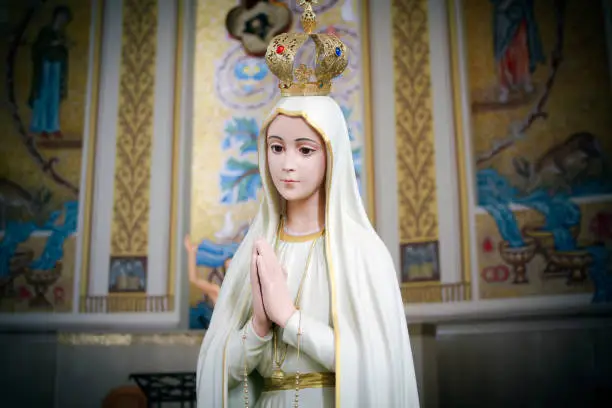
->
[250,238,296,337]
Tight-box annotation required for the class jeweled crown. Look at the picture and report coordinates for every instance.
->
[265,0,348,97]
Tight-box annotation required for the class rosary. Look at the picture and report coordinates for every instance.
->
[242,227,320,408]
[241,320,303,408]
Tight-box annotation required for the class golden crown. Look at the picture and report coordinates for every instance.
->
[265,0,348,97]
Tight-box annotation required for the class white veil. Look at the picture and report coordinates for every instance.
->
[197,96,420,407]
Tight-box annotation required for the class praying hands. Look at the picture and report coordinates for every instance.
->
[250,238,296,336]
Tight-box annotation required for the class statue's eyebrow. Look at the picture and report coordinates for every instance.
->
[295,137,320,146]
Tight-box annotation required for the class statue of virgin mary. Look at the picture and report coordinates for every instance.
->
[196,2,419,407]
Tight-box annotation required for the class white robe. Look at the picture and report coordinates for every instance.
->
[196,96,420,408]
[225,231,335,407]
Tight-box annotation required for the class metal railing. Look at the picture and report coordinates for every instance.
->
[401,282,472,303]
[80,295,174,313]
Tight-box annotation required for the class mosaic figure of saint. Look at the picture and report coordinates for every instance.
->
[491,0,545,102]
[28,6,73,139]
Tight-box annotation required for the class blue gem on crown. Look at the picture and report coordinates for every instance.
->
[335,47,342,57]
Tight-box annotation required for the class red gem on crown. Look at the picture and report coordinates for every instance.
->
[276,45,285,54]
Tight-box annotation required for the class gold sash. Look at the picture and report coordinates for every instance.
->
[262,372,336,392]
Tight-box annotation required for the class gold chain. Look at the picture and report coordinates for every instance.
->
[272,217,322,408]
[293,311,303,407]
[242,328,250,408]
[272,230,319,372]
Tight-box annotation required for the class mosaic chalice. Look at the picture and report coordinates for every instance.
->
[524,225,581,279]
[499,237,537,284]
[548,250,592,285]
[0,249,34,306]
[24,261,62,310]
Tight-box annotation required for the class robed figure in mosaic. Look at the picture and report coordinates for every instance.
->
[28,6,73,138]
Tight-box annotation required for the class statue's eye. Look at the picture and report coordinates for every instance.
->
[299,147,315,156]
[270,144,283,153]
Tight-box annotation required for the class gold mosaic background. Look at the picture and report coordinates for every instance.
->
[191,0,259,255]
[0,0,92,214]
[459,0,612,299]
[465,0,612,177]
[391,0,439,244]
[0,0,97,313]
[110,0,158,257]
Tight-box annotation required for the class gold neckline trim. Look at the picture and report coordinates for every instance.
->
[279,228,324,242]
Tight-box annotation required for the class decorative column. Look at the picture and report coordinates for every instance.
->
[108,0,158,297]
[392,0,442,301]
[82,0,184,319]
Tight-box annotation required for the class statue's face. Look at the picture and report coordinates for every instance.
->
[266,115,326,203]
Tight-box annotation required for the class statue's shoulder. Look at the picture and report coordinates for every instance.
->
[344,218,394,265]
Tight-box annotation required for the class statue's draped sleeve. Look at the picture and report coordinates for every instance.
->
[282,310,335,371]
[225,318,272,388]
